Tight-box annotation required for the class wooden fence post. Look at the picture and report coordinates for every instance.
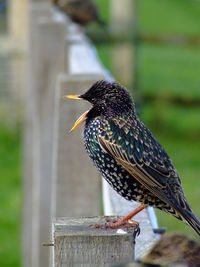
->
[24,4,67,266]
[7,0,29,49]
[110,0,136,91]
[36,18,67,267]
[30,0,52,2]
[110,0,135,35]
[53,217,136,267]
[23,3,52,267]
[24,4,52,267]
[51,74,105,218]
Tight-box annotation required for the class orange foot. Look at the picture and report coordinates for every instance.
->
[105,204,147,228]
[90,204,147,235]
[105,217,139,229]
[106,217,141,237]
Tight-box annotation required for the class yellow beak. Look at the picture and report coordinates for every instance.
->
[64,95,81,100]
[70,110,89,132]
[65,94,88,132]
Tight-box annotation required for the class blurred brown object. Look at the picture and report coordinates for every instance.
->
[53,0,106,27]
[115,233,200,267]
[141,233,200,266]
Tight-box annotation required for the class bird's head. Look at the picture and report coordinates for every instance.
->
[65,80,135,132]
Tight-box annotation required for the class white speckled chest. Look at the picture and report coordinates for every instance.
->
[83,118,156,204]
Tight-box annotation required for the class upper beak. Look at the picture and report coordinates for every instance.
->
[65,94,88,132]
[64,95,81,100]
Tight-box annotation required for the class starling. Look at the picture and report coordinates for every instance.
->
[53,0,106,27]
[115,233,200,267]
[66,80,200,235]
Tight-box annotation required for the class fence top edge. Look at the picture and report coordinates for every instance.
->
[53,216,138,238]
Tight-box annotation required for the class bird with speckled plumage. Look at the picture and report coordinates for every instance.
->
[66,80,200,236]
[53,0,106,28]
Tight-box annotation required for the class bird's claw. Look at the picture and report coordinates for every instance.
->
[89,218,140,237]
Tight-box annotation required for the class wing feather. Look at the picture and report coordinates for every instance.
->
[98,119,181,209]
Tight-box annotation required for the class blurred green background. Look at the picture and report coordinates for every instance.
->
[0,0,200,266]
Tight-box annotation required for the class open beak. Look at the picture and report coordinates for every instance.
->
[70,110,89,132]
[65,94,89,132]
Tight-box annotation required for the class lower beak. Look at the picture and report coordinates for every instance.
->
[65,94,88,132]
[70,110,89,132]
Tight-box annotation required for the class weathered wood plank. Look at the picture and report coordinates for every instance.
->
[36,18,67,267]
[7,0,29,49]
[24,4,67,266]
[24,4,52,267]
[53,217,136,267]
[52,74,104,218]
[110,0,135,35]
[111,43,134,90]
[31,0,52,2]
[110,0,136,93]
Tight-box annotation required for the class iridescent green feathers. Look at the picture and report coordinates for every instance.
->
[98,116,200,235]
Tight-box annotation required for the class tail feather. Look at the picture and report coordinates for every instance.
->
[180,209,200,236]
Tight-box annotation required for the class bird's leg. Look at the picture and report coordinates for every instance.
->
[105,204,147,229]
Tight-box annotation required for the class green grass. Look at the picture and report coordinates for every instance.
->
[139,44,200,99]
[95,0,200,37]
[95,0,110,23]
[138,0,200,37]
[140,102,200,138]
[0,122,21,267]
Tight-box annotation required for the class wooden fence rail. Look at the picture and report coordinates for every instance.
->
[24,2,157,267]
